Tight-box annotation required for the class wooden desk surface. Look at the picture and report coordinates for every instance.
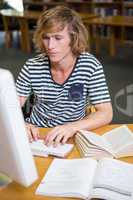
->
[84,15,133,57]
[0,124,133,200]
[84,15,133,27]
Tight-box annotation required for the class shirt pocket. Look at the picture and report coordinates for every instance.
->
[68,83,84,102]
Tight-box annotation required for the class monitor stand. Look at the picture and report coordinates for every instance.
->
[0,173,12,190]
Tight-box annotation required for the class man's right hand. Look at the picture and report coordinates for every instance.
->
[25,123,40,142]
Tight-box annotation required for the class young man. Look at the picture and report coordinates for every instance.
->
[16,6,113,146]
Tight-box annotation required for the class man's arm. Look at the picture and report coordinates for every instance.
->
[81,102,113,130]
[44,102,113,146]
[18,96,40,142]
[19,96,27,107]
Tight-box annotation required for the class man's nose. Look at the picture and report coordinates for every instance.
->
[48,38,55,49]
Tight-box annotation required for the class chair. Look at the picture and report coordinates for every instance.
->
[86,105,96,114]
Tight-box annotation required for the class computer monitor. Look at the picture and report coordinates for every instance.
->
[3,0,24,12]
[0,68,38,187]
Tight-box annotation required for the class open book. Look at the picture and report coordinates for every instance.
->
[75,125,133,159]
[30,140,74,158]
[36,157,133,200]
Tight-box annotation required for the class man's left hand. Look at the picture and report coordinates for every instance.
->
[44,123,77,146]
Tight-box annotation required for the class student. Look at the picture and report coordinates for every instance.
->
[16,6,113,146]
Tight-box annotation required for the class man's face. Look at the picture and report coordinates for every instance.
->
[42,25,73,63]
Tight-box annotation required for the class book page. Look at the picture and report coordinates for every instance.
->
[114,144,133,158]
[92,188,132,200]
[102,125,133,156]
[36,158,97,199]
[93,158,133,197]
[75,137,113,159]
[30,140,74,157]
[78,130,113,153]
[76,132,106,150]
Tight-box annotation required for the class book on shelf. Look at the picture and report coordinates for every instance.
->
[75,125,133,159]
[36,157,133,200]
[30,139,74,158]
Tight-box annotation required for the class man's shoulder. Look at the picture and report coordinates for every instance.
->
[79,52,101,65]
[77,52,102,73]
[26,53,49,66]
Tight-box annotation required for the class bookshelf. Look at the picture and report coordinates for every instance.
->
[89,0,133,45]
[64,1,125,16]
[23,1,133,16]
[68,0,133,17]
[23,0,133,42]
[123,1,133,16]
[92,1,123,16]
[65,0,93,13]
[20,0,133,53]
[122,1,133,41]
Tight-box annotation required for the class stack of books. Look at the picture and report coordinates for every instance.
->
[75,125,133,159]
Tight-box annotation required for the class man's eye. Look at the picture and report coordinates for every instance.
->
[55,37,62,40]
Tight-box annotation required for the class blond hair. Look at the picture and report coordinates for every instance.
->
[33,6,89,55]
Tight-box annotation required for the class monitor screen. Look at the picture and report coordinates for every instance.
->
[0,68,38,187]
[3,0,24,12]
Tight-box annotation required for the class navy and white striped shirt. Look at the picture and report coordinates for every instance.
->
[16,52,111,127]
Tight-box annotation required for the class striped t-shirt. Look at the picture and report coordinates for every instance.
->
[16,52,111,127]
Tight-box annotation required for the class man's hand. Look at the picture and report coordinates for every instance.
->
[44,123,78,146]
[25,123,40,142]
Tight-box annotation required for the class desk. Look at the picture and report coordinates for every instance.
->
[0,9,98,53]
[84,16,133,56]
[0,124,133,200]
[0,9,42,52]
